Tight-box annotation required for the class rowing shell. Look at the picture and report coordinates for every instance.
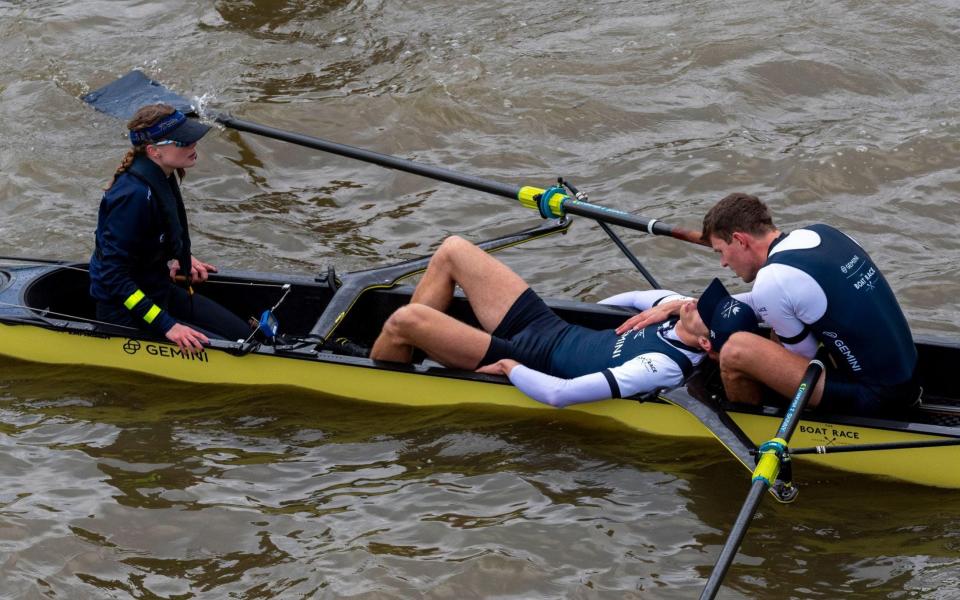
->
[1,244,957,490]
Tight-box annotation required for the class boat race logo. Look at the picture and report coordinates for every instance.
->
[797,423,862,446]
[121,339,209,362]
[720,299,740,319]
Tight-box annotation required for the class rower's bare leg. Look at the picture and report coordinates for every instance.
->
[718,332,826,406]
[371,236,528,363]
[409,236,528,329]
[373,304,492,368]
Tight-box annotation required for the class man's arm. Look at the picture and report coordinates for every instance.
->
[599,290,693,334]
[508,366,616,407]
[751,264,825,359]
[96,194,177,334]
[599,289,685,310]
[479,352,685,408]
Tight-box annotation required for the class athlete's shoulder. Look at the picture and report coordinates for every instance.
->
[102,172,151,208]
[804,223,864,248]
[768,227,821,257]
[753,261,823,320]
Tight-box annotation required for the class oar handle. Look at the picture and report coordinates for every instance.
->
[563,199,706,246]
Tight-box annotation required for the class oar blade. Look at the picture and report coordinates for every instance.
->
[82,70,196,120]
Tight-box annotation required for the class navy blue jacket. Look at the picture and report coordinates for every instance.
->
[89,156,192,333]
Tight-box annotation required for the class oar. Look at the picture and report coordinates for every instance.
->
[699,360,825,600]
[82,71,708,247]
[791,437,960,455]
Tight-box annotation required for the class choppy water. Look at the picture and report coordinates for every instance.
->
[1,1,959,598]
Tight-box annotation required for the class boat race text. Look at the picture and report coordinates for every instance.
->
[798,424,860,440]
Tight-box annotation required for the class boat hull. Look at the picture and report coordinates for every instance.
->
[2,318,957,489]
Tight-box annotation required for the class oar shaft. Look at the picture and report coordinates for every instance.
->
[217,115,523,200]
[775,361,825,440]
[699,480,767,600]
[218,116,709,246]
[700,360,824,600]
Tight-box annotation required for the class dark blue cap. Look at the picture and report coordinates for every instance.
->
[129,109,210,146]
[697,278,760,351]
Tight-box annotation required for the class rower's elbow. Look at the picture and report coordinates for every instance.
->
[536,391,570,408]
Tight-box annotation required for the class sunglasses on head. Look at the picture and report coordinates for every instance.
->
[151,139,191,148]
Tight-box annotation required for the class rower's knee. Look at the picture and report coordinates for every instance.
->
[382,303,433,342]
[436,235,470,258]
[434,235,476,268]
[719,331,754,371]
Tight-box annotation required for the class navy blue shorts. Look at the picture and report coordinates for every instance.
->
[479,288,570,372]
[818,350,921,417]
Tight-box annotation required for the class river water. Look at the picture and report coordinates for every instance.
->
[1,1,959,598]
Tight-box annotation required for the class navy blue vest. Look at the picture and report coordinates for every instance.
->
[765,224,916,386]
[549,319,697,383]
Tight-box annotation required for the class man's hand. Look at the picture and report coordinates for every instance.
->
[476,358,520,376]
[168,256,218,283]
[165,323,209,354]
[615,300,684,334]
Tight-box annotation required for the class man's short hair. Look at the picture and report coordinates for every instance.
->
[701,193,776,243]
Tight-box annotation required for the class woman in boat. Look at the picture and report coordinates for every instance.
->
[89,103,250,353]
[370,236,759,407]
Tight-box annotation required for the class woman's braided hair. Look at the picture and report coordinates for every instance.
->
[105,103,186,190]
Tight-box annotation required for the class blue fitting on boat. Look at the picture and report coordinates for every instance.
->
[757,439,787,456]
[538,186,566,219]
[752,438,788,485]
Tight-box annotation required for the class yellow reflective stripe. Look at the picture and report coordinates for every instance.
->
[123,289,146,310]
[143,305,162,324]
[517,186,545,210]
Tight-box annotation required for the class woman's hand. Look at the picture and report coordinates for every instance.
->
[190,256,217,282]
[165,323,209,354]
[476,358,520,376]
[168,256,218,283]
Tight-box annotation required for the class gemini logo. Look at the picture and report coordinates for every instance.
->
[121,339,210,363]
